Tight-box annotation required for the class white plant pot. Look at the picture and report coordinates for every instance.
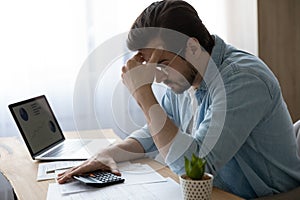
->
[179,173,214,200]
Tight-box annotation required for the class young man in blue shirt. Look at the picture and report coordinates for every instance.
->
[58,1,300,198]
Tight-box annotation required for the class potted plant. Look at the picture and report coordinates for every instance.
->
[179,153,214,200]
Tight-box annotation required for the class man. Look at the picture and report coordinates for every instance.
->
[58,1,300,198]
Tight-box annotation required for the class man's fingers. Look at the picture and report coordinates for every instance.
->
[148,49,163,64]
[57,162,91,184]
[57,156,121,184]
[133,53,145,63]
[109,161,121,176]
[57,168,86,183]
[57,166,77,180]
[57,168,77,183]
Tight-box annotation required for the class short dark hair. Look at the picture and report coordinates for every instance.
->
[127,0,215,54]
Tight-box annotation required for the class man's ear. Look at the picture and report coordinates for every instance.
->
[184,37,209,75]
[185,37,201,56]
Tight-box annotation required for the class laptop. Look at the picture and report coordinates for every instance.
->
[8,95,115,161]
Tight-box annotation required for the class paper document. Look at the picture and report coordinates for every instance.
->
[58,162,166,194]
[37,161,84,181]
[119,162,166,185]
[47,178,182,200]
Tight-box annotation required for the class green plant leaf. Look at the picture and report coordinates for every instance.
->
[191,153,197,165]
[184,156,191,176]
[184,154,206,180]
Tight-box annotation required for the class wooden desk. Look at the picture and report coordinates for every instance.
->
[0,129,243,200]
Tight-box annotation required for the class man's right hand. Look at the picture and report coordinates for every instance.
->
[56,153,120,184]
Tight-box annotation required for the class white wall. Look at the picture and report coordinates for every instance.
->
[0,0,258,138]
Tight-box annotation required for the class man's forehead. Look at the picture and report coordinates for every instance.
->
[138,37,165,60]
[139,48,177,62]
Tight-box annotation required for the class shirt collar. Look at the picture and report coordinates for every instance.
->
[210,35,226,68]
[198,35,226,91]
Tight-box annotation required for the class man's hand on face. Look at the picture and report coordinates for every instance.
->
[121,49,163,96]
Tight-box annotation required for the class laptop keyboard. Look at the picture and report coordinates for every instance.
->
[43,140,90,157]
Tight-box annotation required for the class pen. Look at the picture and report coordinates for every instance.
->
[46,167,72,174]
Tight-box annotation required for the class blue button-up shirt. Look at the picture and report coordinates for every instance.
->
[129,35,300,199]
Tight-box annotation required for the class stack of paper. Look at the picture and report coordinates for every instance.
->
[45,162,182,200]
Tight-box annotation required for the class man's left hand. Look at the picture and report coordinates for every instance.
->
[121,49,162,95]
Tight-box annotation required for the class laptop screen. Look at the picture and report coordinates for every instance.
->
[9,95,64,156]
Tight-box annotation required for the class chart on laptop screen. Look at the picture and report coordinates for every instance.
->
[11,97,63,154]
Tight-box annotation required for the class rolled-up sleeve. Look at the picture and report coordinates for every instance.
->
[165,130,198,174]
[128,125,159,157]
